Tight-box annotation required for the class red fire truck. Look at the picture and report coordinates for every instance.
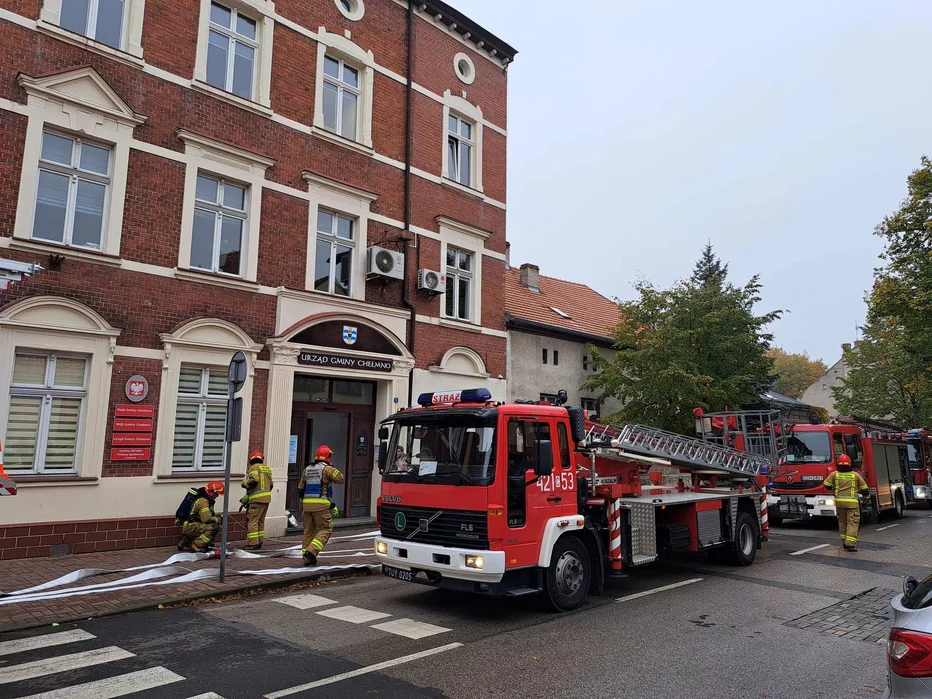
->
[699,411,915,524]
[374,389,772,611]
[906,429,932,508]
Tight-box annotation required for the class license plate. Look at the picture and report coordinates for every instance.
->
[382,565,414,582]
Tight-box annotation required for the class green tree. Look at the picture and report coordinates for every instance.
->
[833,156,932,427]
[586,265,780,434]
[691,242,729,286]
[766,348,827,399]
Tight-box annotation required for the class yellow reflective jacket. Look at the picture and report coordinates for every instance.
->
[242,461,273,503]
[823,471,868,506]
[190,496,219,524]
[298,460,344,510]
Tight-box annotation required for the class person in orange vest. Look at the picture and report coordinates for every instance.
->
[823,454,869,551]
[297,445,344,566]
[242,450,273,550]
[180,481,225,553]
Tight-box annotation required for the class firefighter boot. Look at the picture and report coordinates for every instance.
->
[302,550,317,566]
[178,535,192,551]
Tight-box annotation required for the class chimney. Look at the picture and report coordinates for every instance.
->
[519,263,539,292]
[853,340,862,348]
[505,241,511,270]
[841,343,852,352]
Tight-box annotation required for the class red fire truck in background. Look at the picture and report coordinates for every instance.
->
[697,411,920,524]
[374,389,772,611]
[905,428,932,508]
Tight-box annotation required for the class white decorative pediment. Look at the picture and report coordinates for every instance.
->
[18,67,147,127]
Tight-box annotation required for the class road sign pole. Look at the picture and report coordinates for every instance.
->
[218,351,248,584]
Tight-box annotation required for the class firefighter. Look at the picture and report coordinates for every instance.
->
[297,445,344,566]
[180,481,224,553]
[823,454,869,551]
[242,449,273,550]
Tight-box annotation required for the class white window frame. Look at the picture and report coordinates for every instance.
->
[177,130,273,285]
[32,130,112,252]
[7,352,88,475]
[314,209,357,297]
[441,90,484,193]
[321,55,362,141]
[205,2,259,100]
[171,365,228,472]
[155,319,260,480]
[191,173,249,277]
[0,296,120,482]
[334,0,364,21]
[303,172,377,301]
[313,29,375,151]
[444,245,474,322]
[446,114,474,188]
[39,0,147,61]
[437,217,490,327]
[13,68,146,260]
[193,0,275,110]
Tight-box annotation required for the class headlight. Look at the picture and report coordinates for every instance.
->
[465,555,484,569]
[818,498,834,506]
[376,541,388,554]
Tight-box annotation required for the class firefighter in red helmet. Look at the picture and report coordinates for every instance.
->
[180,481,225,553]
[823,454,869,551]
[297,445,344,565]
[242,449,273,550]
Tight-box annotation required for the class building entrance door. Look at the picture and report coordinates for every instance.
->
[288,376,376,521]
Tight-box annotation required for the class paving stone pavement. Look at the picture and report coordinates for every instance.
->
[0,528,378,632]
[783,587,896,644]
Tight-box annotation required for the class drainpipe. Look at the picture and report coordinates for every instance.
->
[402,0,418,407]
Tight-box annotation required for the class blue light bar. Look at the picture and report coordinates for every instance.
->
[416,388,492,406]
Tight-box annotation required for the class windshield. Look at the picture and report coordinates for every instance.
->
[786,432,831,464]
[383,416,496,486]
[908,440,923,470]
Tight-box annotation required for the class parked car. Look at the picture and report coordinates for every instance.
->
[885,573,932,697]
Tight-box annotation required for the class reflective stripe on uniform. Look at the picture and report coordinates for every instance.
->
[311,539,324,549]
[302,497,330,505]
[248,489,272,501]
[247,532,261,540]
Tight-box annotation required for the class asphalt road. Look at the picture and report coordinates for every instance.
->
[2,508,929,699]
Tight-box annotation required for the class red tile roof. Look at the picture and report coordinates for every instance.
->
[504,267,620,341]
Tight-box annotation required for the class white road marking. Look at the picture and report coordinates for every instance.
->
[0,646,134,684]
[616,578,703,602]
[264,643,464,698]
[185,694,226,699]
[789,543,831,556]
[315,605,391,624]
[0,629,96,656]
[876,523,901,531]
[18,667,184,699]
[370,618,452,639]
[273,593,338,610]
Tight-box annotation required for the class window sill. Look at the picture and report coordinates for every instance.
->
[175,267,260,292]
[438,317,482,333]
[191,81,273,117]
[11,475,99,486]
[440,177,484,200]
[311,125,375,157]
[9,237,122,267]
[155,473,245,482]
[36,21,145,68]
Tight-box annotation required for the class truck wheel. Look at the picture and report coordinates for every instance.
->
[728,512,758,566]
[543,536,590,612]
[893,492,905,519]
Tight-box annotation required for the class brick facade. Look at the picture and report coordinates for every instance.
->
[0,0,515,557]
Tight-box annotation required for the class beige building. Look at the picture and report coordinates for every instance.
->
[801,344,853,418]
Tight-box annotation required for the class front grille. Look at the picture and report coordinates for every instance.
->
[380,505,489,550]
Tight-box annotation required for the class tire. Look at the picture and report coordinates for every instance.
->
[727,512,758,566]
[893,493,905,519]
[543,536,590,612]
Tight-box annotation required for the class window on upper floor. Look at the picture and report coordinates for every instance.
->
[553,350,559,366]
[190,173,247,277]
[171,366,228,472]
[580,398,600,416]
[206,1,258,100]
[444,245,473,321]
[322,56,361,141]
[6,352,88,475]
[59,0,127,49]
[33,130,111,252]
[542,348,548,365]
[315,210,355,297]
[447,114,474,187]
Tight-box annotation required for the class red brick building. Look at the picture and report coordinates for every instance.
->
[0,0,516,558]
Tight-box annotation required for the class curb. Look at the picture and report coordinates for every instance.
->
[0,564,379,634]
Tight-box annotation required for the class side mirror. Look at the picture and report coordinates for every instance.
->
[377,441,388,474]
[378,426,389,440]
[534,439,554,477]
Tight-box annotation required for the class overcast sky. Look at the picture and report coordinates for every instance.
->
[452,0,932,364]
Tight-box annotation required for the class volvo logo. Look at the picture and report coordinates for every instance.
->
[383,495,401,503]
[419,518,429,532]
[394,512,407,531]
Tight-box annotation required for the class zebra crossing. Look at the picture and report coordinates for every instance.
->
[0,628,223,698]
[271,592,453,639]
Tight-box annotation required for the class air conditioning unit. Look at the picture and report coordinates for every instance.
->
[417,269,447,293]
[366,246,404,281]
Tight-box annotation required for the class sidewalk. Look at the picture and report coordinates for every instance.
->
[0,527,379,632]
